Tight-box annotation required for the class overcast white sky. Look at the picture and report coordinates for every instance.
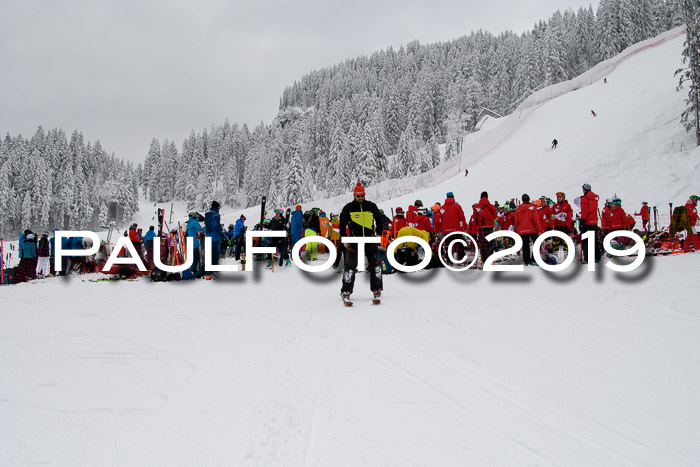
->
[0,0,599,164]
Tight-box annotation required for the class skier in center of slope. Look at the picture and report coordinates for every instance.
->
[551,138,558,149]
[339,182,383,306]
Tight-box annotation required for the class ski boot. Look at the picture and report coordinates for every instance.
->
[372,290,381,305]
[341,292,353,307]
[285,258,292,266]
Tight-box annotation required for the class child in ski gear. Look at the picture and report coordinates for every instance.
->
[339,182,383,301]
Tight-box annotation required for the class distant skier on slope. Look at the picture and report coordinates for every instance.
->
[551,139,558,149]
[339,182,383,306]
[591,110,597,117]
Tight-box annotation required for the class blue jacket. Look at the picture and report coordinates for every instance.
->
[18,234,26,258]
[49,237,55,257]
[291,210,303,235]
[144,230,157,245]
[71,237,83,250]
[187,217,202,248]
[205,208,222,241]
[23,235,37,258]
[234,219,246,237]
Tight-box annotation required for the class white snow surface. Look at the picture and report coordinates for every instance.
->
[2,257,700,466]
[2,29,700,466]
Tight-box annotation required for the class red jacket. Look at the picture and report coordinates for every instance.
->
[580,191,599,226]
[505,212,516,230]
[609,206,629,230]
[686,201,698,226]
[413,214,433,232]
[538,205,552,228]
[635,205,650,221]
[406,205,418,225]
[432,211,442,233]
[475,197,497,229]
[392,216,407,237]
[439,198,467,233]
[552,201,573,228]
[467,207,478,236]
[515,203,542,235]
[601,206,613,230]
[496,212,506,230]
[129,227,140,244]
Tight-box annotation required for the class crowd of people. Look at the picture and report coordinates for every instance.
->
[4,183,698,289]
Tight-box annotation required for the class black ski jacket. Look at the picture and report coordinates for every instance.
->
[339,199,383,237]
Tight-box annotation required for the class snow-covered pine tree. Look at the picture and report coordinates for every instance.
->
[21,192,32,229]
[392,128,418,178]
[98,201,108,226]
[146,138,161,202]
[284,141,305,206]
[676,0,700,146]
[544,11,569,85]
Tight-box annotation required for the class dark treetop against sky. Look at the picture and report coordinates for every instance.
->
[1,0,599,163]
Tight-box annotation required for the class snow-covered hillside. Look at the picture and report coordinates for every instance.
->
[162,26,696,230]
[2,29,700,467]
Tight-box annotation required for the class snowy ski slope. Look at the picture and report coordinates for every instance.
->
[1,29,700,466]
